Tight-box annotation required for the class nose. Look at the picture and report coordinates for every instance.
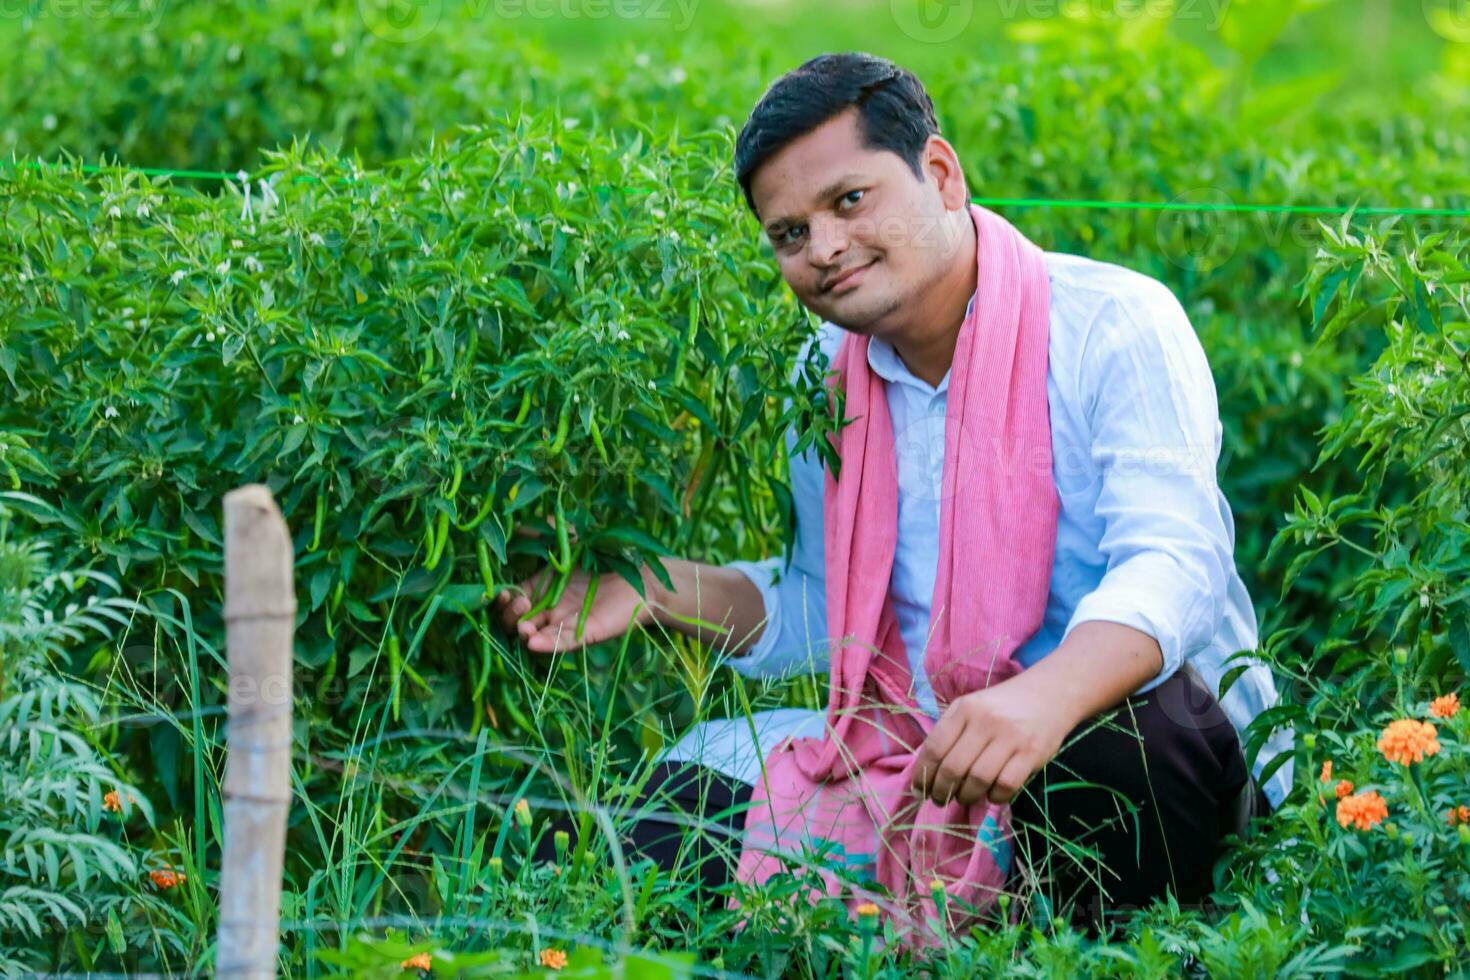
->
[807,213,849,268]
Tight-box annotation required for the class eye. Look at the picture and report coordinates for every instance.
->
[838,189,865,209]
[779,224,806,246]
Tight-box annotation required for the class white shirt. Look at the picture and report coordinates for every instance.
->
[659,251,1294,810]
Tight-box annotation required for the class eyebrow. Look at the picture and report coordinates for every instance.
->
[762,173,869,236]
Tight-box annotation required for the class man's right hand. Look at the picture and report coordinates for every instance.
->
[494,564,664,654]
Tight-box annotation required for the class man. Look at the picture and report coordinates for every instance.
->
[496,52,1294,932]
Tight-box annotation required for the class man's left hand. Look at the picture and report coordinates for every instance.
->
[910,674,1073,807]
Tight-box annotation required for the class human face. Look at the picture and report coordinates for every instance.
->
[748,107,970,340]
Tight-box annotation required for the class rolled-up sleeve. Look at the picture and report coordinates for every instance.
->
[1062,285,1233,695]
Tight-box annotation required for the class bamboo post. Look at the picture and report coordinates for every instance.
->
[217,485,296,979]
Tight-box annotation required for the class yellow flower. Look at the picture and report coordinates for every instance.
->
[514,798,532,828]
[539,948,568,970]
[400,952,432,971]
[1335,790,1389,830]
[855,902,879,918]
[1377,719,1441,765]
[1429,693,1460,719]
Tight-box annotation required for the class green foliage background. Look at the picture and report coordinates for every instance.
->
[2,0,1468,973]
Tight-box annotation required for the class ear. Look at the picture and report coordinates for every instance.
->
[923,136,969,211]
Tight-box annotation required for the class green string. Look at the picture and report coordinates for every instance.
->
[4,158,1468,217]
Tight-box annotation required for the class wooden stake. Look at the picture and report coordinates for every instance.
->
[218,485,296,979]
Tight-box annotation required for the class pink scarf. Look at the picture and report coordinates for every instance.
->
[732,203,1058,946]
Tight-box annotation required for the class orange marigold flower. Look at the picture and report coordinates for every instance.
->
[400,952,432,971]
[1429,693,1460,719]
[1377,719,1441,765]
[103,790,137,813]
[854,902,880,918]
[149,867,186,889]
[1319,759,1332,783]
[1334,779,1354,799]
[1335,790,1389,830]
[1446,805,1470,826]
[539,948,568,971]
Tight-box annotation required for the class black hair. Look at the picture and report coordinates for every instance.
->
[734,52,941,219]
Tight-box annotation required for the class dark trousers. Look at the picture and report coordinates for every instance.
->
[1006,662,1267,934]
[536,665,1267,930]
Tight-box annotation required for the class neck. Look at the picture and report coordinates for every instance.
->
[889,212,977,389]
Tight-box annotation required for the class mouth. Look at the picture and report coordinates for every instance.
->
[822,258,877,295]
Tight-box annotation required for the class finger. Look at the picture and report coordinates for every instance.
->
[956,741,1015,808]
[926,730,988,807]
[911,711,967,796]
[986,754,1034,806]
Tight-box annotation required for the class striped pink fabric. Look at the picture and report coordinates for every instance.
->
[731,203,1058,947]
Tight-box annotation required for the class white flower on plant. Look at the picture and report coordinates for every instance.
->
[121,307,134,317]
[563,117,580,130]
[669,231,680,243]
[651,208,665,219]
[244,255,263,274]
[669,67,687,85]
[648,380,657,390]
[206,331,217,342]
[560,224,575,235]
[419,178,431,191]
[235,170,248,184]
[293,414,304,425]
[616,329,630,341]
[635,52,650,68]
[216,259,232,276]
[231,239,243,248]
[136,203,150,218]
[451,190,466,203]
[171,269,187,285]
[107,205,122,218]
[308,232,325,246]
[421,240,433,256]
[104,406,119,420]
[567,182,577,196]
[573,393,581,403]
[42,113,57,131]
[227,44,241,62]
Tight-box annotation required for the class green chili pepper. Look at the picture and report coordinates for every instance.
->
[308,491,325,552]
[588,412,609,466]
[476,538,496,598]
[547,398,571,454]
[425,509,450,570]
[456,494,494,532]
[388,632,403,721]
[547,493,571,574]
[331,579,345,614]
[575,570,599,644]
[473,614,492,702]
[446,459,463,501]
[513,389,533,426]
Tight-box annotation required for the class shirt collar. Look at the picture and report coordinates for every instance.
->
[865,292,976,395]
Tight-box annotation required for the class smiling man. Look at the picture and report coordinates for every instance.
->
[496,51,1294,935]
